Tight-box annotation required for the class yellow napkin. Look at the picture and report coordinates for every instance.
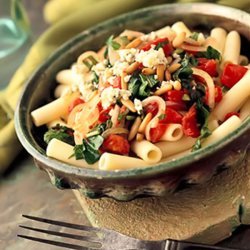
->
[0,0,249,174]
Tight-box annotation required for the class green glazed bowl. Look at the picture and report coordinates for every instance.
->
[15,3,250,201]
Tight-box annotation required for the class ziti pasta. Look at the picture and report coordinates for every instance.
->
[31,21,250,170]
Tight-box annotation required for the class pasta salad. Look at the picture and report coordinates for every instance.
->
[31,21,250,170]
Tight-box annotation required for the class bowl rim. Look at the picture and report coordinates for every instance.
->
[15,2,250,179]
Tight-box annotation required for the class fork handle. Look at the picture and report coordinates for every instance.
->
[165,239,238,250]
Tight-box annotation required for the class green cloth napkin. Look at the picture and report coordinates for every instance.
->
[0,0,249,174]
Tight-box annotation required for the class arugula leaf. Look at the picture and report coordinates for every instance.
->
[138,74,159,98]
[72,135,104,164]
[44,125,74,145]
[197,46,221,60]
[138,74,150,97]
[192,100,211,151]
[128,73,159,99]
[128,74,141,97]
[173,54,197,82]
[73,144,85,160]
[106,35,121,50]
[140,74,158,88]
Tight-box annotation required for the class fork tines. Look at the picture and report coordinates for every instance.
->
[18,215,102,250]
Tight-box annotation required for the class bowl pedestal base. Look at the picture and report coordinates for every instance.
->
[73,154,250,245]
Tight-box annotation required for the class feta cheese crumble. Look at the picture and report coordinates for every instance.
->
[134,98,143,114]
[100,86,131,109]
[135,48,168,68]
[118,48,137,63]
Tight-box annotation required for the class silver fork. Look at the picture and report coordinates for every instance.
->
[18,215,238,250]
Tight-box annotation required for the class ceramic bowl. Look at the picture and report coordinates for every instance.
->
[15,3,250,201]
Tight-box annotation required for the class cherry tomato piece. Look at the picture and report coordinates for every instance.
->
[149,124,168,143]
[197,58,217,77]
[141,38,173,56]
[221,63,247,88]
[224,112,240,121]
[98,108,112,123]
[164,90,187,111]
[101,134,130,155]
[205,86,223,104]
[144,102,158,116]
[160,108,183,124]
[182,105,200,138]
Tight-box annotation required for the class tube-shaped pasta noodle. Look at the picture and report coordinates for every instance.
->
[240,98,250,121]
[31,92,79,127]
[171,21,191,37]
[56,69,75,85]
[211,70,250,121]
[222,31,241,65]
[156,137,196,158]
[99,152,149,170]
[46,139,97,168]
[54,84,70,98]
[210,27,227,53]
[202,115,242,147]
[160,124,183,142]
[131,140,162,164]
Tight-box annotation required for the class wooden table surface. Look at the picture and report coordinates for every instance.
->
[0,1,250,249]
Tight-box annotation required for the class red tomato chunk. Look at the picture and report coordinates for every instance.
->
[141,38,173,57]
[197,58,217,77]
[150,124,168,143]
[221,63,247,88]
[182,105,200,138]
[101,134,130,155]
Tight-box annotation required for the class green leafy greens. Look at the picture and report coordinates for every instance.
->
[128,73,159,99]
[44,125,74,146]
[197,46,221,60]
[73,135,104,164]
[106,35,121,50]
[192,100,211,151]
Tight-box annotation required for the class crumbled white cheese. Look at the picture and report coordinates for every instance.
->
[112,61,129,76]
[118,49,137,63]
[100,86,131,109]
[101,86,120,109]
[71,65,95,101]
[124,74,131,83]
[120,89,131,100]
[92,62,106,75]
[135,47,167,68]
[107,76,117,86]
[134,98,143,114]
[102,68,113,83]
